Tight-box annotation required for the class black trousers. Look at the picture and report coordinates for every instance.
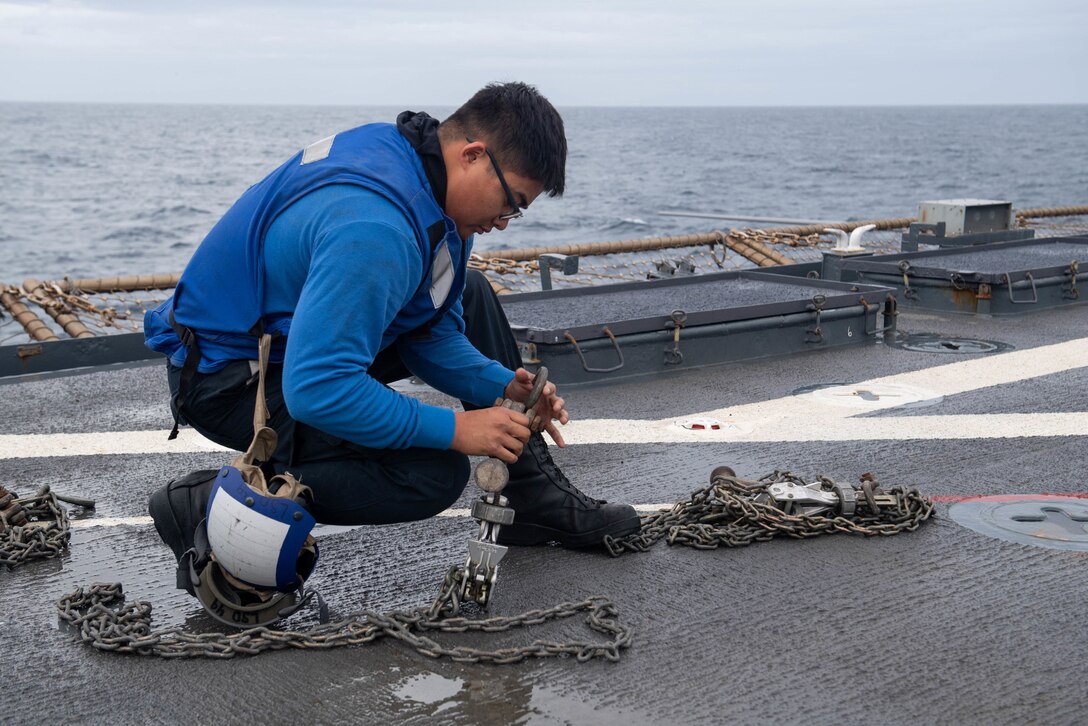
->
[168,270,523,526]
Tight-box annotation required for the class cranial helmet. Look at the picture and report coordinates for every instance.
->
[190,465,319,628]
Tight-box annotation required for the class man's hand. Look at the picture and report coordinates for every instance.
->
[504,367,569,447]
[451,408,531,463]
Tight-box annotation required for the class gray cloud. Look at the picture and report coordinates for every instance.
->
[0,0,1084,105]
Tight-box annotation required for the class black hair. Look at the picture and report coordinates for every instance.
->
[442,82,566,197]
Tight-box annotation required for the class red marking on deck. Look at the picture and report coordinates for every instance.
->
[932,493,1088,503]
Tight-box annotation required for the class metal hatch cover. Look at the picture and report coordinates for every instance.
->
[889,333,1011,354]
[500,270,892,344]
[949,495,1088,552]
[845,236,1088,284]
[500,271,894,385]
[843,236,1088,315]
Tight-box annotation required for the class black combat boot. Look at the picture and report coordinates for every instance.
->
[497,434,641,547]
[148,470,218,562]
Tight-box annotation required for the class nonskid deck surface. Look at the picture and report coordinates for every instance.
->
[893,238,1088,273]
[3,304,1087,724]
[501,275,843,330]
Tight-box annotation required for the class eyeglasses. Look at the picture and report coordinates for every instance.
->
[467,137,523,221]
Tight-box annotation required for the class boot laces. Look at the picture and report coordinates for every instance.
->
[532,437,606,508]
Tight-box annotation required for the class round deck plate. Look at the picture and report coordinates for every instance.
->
[890,333,1011,355]
[793,382,943,410]
[949,495,1088,552]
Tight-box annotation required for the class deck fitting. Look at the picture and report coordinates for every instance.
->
[791,382,943,410]
[950,495,1088,552]
[890,333,1010,354]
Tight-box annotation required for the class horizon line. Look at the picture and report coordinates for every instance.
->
[1,99,1086,111]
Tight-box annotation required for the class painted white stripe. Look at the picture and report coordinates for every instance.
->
[68,503,675,533]
[3,336,1086,460]
[0,428,229,460]
[71,516,154,529]
[563,336,1088,445]
[564,413,1088,444]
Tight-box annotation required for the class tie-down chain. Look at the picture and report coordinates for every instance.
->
[48,465,931,659]
[27,395,932,660]
[605,468,933,556]
[1,484,93,568]
[48,365,637,662]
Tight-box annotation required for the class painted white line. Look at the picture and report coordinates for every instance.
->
[0,428,229,460]
[564,336,1088,445]
[563,413,1088,444]
[804,383,941,409]
[71,516,154,529]
[3,336,1086,459]
[69,503,675,533]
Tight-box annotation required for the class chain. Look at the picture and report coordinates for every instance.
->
[732,229,823,248]
[47,469,932,660]
[467,253,540,276]
[604,471,934,557]
[0,484,71,568]
[56,566,631,662]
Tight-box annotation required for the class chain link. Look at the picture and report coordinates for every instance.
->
[604,471,934,556]
[55,566,632,662]
[1,484,71,568]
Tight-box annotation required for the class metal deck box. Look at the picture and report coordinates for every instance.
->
[500,271,896,385]
[901,199,1034,251]
[843,236,1087,316]
[920,199,1015,236]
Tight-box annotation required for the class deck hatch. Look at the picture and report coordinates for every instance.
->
[501,271,895,385]
[843,236,1088,315]
[949,495,1088,552]
[890,334,1010,354]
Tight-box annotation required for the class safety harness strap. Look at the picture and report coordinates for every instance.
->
[168,311,201,440]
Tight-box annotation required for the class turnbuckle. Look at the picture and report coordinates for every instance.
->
[462,486,514,607]
[763,476,895,517]
[461,367,550,606]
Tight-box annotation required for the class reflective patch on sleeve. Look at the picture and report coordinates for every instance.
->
[429,242,454,308]
[301,134,335,165]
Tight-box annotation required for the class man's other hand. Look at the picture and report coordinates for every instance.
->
[451,408,531,463]
[504,367,569,447]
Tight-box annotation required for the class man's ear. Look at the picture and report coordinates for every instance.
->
[460,139,485,167]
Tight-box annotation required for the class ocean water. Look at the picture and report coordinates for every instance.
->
[0,102,1085,281]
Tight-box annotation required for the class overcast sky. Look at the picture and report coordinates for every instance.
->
[1,0,1085,106]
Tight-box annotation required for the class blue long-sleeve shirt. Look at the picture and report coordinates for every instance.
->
[144,122,510,451]
[262,183,514,451]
